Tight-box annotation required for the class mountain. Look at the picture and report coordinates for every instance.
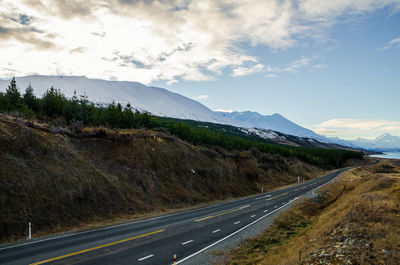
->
[0,75,236,125]
[218,111,327,141]
[0,75,351,146]
[350,133,400,151]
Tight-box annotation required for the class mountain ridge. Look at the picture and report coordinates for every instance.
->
[2,75,395,151]
[218,110,326,141]
[0,75,238,126]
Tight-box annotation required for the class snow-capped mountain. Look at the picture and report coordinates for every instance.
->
[0,75,333,143]
[218,111,327,141]
[0,75,237,125]
[350,133,400,151]
[7,75,394,150]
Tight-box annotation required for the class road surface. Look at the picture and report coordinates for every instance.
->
[0,169,347,265]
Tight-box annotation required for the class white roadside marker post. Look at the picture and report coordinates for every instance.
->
[28,222,31,240]
[261,187,263,194]
[297,176,300,184]
[313,189,315,195]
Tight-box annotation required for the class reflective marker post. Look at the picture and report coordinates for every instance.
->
[28,222,31,240]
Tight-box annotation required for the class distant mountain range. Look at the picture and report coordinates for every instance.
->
[1,75,398,151]
[349,133,400,151]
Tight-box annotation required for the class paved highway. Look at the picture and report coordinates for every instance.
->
[0,168,347,265]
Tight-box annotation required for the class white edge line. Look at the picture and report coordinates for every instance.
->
[138,254,154,261]
[0,169,347,252]
[175,197,301,264]
[0,202,253,251]
[0,200,241,251]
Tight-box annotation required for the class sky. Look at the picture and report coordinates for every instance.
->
[0,0,399,140]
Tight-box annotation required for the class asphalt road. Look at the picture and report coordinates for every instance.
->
[0,168,347,265]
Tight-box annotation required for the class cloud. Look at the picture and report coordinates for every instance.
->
[70,47,87,53]
[166,79,178,86]
[0,0,399,83]
[312,118,400,139]
[267,56,311,73]
[312,64,328,70]
[21,0,99,19]
[299,0,400,20]
[378,37,400,50]
[194,94,209,100]
[232,63,264,77]
[214,108,233,113]
[0,25,58,50]
[266,73,277,78]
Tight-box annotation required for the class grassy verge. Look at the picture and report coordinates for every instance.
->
[221,159,400,265]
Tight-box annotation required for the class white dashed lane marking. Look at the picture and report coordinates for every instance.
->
[182,240,193,245]
[212,229,221,233]
[138,254,154,261]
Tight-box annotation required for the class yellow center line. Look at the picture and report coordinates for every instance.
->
[195,205,251,222]
[30,229,165,265]
[266,192,288,201]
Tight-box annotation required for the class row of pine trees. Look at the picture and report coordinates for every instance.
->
[0,78,363,168]
[0,77,152,128]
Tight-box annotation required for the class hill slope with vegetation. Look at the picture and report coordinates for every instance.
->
[0,79,363,242]
[0,78,362,168]
[1,116,326,242]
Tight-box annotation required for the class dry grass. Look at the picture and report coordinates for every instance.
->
[221,160,400,265]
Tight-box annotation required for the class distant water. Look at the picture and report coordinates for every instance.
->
[371,152,400,159]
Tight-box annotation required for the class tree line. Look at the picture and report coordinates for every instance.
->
[0,78,363,168]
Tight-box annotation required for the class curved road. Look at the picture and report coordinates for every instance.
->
[0,168,348,265]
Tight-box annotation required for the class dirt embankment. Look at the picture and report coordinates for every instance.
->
[222,159,400,265]
[0,118,326,242]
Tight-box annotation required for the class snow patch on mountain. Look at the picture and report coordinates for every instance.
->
[245,128,286,141]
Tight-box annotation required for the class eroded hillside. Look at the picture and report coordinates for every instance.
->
[1,118,327,241]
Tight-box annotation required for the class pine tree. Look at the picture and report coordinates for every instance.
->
[41,86,65,117]
[5,77,21,108]
[23,84,38,111]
